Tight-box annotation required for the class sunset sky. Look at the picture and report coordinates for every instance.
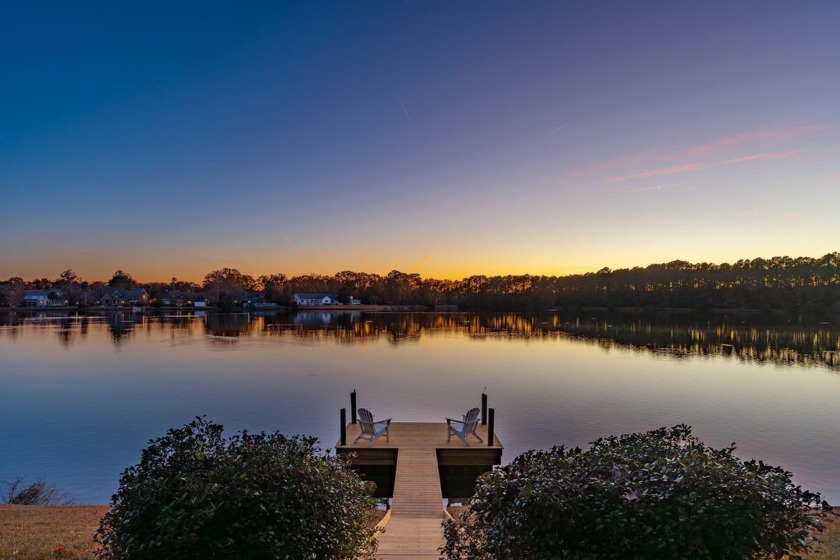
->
[2,1,838,282]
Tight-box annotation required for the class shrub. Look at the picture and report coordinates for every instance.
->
[2,476,75,505]
[443,424,831,560]
[95,417,378,559]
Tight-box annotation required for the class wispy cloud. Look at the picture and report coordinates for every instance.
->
[608,150,801,183]
[670,125,825,160]
[397,95,411,120]
[549,123,565,135]
[359,251,367,271]
[594,123,825,184]
[413,256,432,271]
[608,163,703,183]
[611,181,694,195]
[716,150,800,165]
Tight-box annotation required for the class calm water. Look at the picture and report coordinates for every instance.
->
[1,310,838,504]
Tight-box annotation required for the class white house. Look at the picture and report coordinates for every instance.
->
[293,293,338,306]
[23,290,67,307]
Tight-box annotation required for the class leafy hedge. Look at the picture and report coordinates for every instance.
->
[443,424,831,559]
[95,418,378,559]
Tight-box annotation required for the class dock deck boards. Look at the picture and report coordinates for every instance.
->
[336,422,502,560]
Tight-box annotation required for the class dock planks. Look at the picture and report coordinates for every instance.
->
[337,422,502,559]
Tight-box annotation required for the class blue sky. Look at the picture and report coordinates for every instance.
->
[2,1,838,282]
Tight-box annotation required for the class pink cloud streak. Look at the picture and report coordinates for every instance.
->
[717,150,800,165]
[608,163,703,183]
[608,150,801,183]
[611,181,694,195]
[596,124,824,180]
[669,125,825,160]
[413,256,432,271]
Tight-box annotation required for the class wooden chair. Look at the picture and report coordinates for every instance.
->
[354,408,392,446]
[446,407,483,446]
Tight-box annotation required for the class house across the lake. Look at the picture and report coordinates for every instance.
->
[97,288,149,307]
[293,293,339,306]
[23,290,68,307]
[160,290,193,307]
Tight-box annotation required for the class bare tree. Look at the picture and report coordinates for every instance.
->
[3,476,76,505]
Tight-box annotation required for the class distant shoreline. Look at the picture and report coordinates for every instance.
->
[2,304,433,313]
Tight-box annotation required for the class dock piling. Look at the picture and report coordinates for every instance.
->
[340,408,347,445]
[488,408,495,446]
[481,392,488,425]
[351,390,357,424]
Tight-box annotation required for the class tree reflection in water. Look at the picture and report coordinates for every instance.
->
[0,310,838,369]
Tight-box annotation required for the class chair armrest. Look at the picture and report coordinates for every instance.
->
[374,418,392,426]
[446,418,465,425]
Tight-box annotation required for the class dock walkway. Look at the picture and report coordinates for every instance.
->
[337,422,502,560]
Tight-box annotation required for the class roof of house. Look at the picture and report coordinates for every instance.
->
[162,290,193,298]
[93,287,149,300]
[24,290,56,298]
[294,293,336,299]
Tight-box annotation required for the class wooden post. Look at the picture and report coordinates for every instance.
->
[340,408,347,446]
[481,392,488,425]
[488,408,495,446]
[351,390,357,424]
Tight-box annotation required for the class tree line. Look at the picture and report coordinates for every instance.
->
[1,252,839,312]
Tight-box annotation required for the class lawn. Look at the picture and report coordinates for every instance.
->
[807,510,840,560]
[0,505,386,559]
[1,504,835,559]
[0,505,108,559]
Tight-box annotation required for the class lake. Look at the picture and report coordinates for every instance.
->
[1,310,838,505]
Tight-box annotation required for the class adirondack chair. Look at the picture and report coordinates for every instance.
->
[354,408,392,446]
[446,407,483,446]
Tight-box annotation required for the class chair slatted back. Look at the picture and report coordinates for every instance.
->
[358,408,376,437]
[462,407,480,433]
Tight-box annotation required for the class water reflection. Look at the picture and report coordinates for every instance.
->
[1,310,838,370]
[204,313,255,338]
[108,312,138,345]
[2,308,838,505]
[556,315,840,369]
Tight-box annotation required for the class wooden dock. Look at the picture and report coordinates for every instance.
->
[337,422,502,559]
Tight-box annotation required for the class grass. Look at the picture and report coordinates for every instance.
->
[806,510,840,560]
[0,505,386,559]
[1,504,834,559]
[0,505,108,559]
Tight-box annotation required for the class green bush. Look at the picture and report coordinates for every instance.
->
[96,417,378,559]
[443,424,831,560]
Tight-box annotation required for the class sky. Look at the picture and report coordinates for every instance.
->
[1,1,839,283]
